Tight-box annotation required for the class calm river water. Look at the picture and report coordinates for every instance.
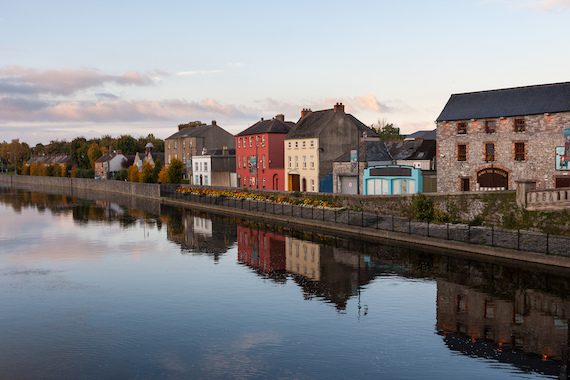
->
[1,188,569,379]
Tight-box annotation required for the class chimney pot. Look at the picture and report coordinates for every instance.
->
[333,102,345,113]
[275,114,285,122]
[301,108,312,118]
[211,120,217,126]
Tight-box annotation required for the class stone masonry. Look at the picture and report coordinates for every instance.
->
[437,112,570,192]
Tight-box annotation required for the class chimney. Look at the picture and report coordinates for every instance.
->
[333,102,345,113]
[301,108,312,118]
[211,120,217,126]
[275,114,285,122]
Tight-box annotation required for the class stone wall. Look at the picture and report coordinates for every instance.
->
[437,112,570,192]
[0,175,160,198]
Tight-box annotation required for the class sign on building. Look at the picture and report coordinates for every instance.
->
[350,149,357,173]
[555,128,570,170]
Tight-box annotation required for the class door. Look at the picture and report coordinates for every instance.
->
[302,178,307,192]
[340,176,358,194]
[273,174,279,190]
[288,174,300,191]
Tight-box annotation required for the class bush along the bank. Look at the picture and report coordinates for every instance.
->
[175,187,342,208]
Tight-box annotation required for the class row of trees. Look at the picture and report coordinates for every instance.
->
[1,134,165,176]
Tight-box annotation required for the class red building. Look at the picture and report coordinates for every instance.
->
[237,226,286,273]
[236,114,293,190]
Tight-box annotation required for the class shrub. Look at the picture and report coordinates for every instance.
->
[411,194,434,222]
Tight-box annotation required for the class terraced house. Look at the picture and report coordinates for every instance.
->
[285,103,378,193]
[436,82,570,192]
[236,115,293,190]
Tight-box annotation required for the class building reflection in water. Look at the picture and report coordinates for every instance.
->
[162,205,236,262]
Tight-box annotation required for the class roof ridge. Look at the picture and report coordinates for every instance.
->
[451,81,570,97]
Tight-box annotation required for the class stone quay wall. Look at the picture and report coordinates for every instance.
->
[0,175,160,199]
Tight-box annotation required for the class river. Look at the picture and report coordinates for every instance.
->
[0,188,568,379]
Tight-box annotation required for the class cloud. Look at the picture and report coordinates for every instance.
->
[0,97,255,123]
[175,69,224,77]
[0,66,154,96]
[488,0,570,11]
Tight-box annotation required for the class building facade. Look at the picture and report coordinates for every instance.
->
[285,103,379,193]
[436,82,570,192]
[164,121,235,180]
[94,152,127,179]
[191,148,236,187]
[235,115,293,190]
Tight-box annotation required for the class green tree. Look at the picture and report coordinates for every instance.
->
[167,158,185,184]
[371,119,403,140]
[116,135,138,155]
[140,162,156,183]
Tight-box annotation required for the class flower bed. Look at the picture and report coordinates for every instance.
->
[175,186,341,208]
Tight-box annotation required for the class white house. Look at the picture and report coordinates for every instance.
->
[95,152,128,179]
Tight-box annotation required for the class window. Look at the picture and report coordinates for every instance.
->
[182,141,185,148]
[461,178,470,192]
[262,154,266,169]
[514,142,525,161]
[199,162,203,171]
[249,137,252,147]
[288,142,291,148]
[302,141,306,148]
[311,179,315,192]
[255,136,259,146]
[261,136,265,147]
[303,156,307,168]
[485,120,496,133]
[514,118,526,132]
[295,156,299,167]
[485,143,495,161]
[174,141,177,149]
[457,122,467,134]
[457,144,467,161]
[243,177,247,186]
[238,138,241,148]
[204,175,208,185]
[204,162,208,171]
[288,156,291,168]
[262,178,266,188]
[295,141,298,148]
[243,156,246,168]
[310,155,314,168]
[310,140,314,148]
[195,175,199,184]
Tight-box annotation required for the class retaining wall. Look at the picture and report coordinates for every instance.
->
[0,175,160,198]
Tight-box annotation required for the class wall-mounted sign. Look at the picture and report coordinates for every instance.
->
[249,156,257,173]
[350,149,357,173]
[555,128,570,171]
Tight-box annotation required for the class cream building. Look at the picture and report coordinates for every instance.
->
[285,237,320,281]
[284,137,319,192]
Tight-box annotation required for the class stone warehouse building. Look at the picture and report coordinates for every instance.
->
[436,82,570,192]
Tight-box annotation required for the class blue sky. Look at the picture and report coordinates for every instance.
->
[0,0,569,144]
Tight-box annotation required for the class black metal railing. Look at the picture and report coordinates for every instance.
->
[162,189,569,258]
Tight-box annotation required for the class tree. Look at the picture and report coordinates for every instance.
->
[116,135,138,155]
[371,119,403,140]
[167,158,185,184]
[127,166,140,182]
[87,143,102,169]
[140,162,156,183]
[158,166,169,184]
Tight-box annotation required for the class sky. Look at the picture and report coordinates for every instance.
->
[0,0,569,145]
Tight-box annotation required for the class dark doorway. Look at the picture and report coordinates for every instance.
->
[461,178,470,192]
[555,177,570,188]
[199,175,203,186]
[477,168,508,190]
[273,174,279,190]
[302,178,307,192]
[288,174,300,192]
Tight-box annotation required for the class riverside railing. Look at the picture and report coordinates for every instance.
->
[163,190,570,258]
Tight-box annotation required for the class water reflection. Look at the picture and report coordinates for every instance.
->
[1,187,570,379]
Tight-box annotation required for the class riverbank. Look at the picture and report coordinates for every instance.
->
[1,175,569,268]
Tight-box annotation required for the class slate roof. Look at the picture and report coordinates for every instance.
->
[95,152,125,163]
[436,82,570,122]
[405,129,436,140]
[237,118,294,136]
[385,139,436,161]
[27,154,71,165]
[286,109,379,139]
[334,140,392,162]
[166,122,214,140]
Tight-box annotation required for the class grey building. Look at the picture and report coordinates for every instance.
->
[165,120,235,180]
[284,103,379,193]
[436,82,570,192]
